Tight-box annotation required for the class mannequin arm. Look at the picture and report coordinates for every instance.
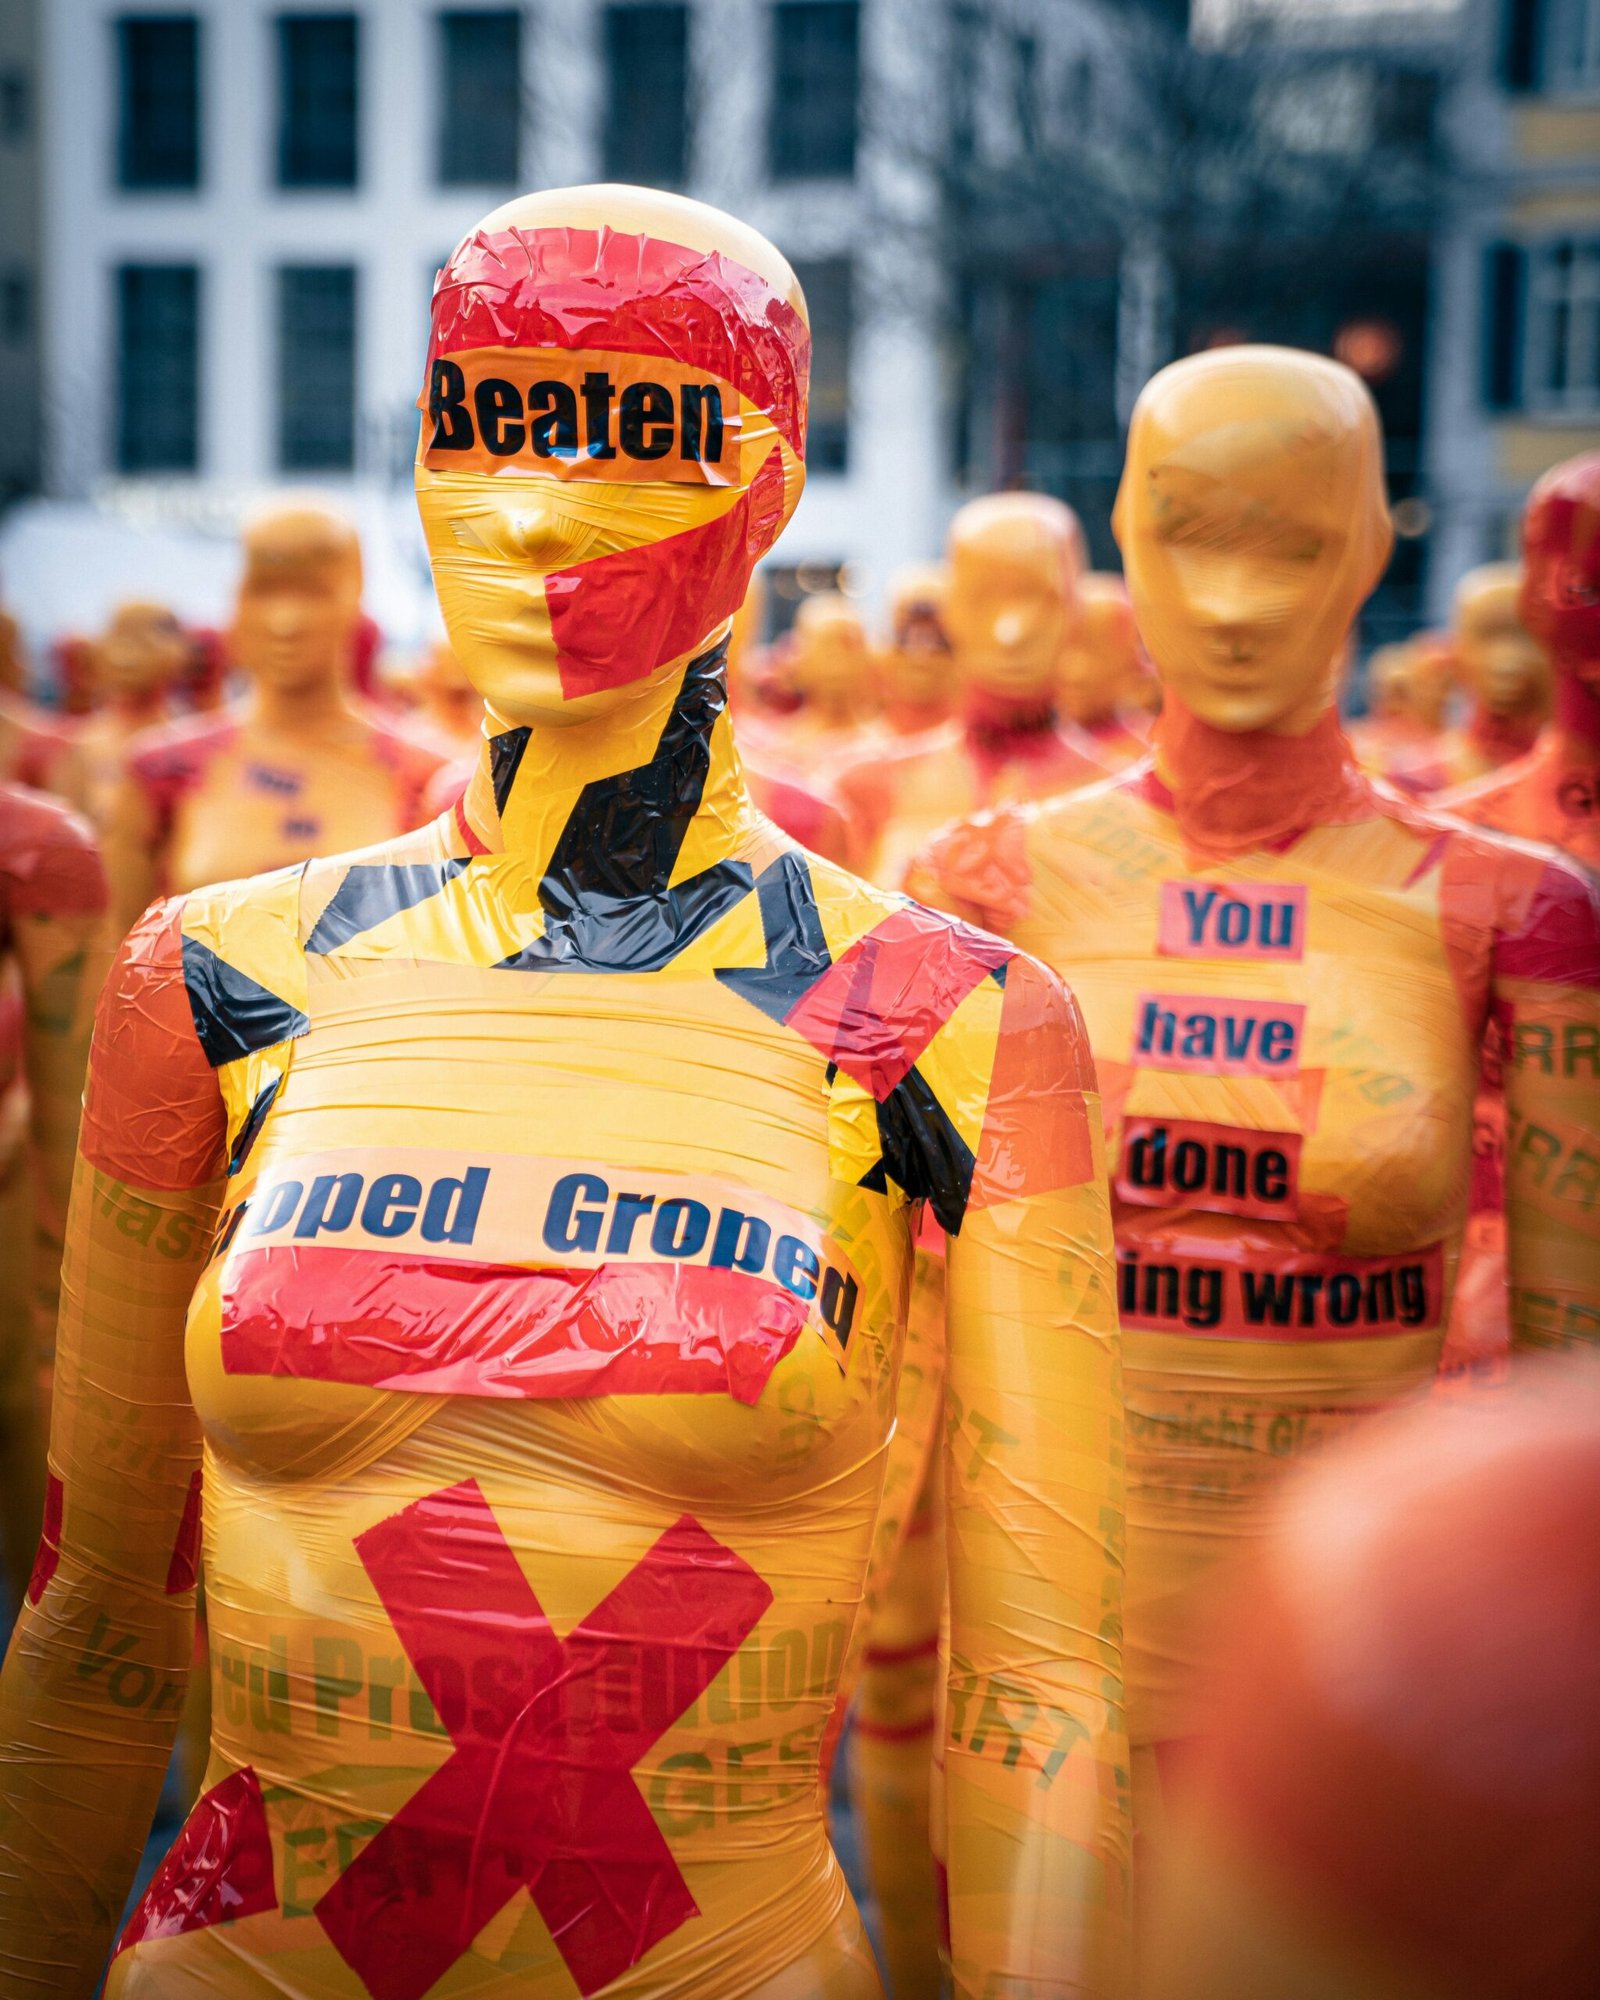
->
[0,901,225,1995]
[1494,851,1600,1353]
[8,808,109,1353]
[102,772,162,945]
[942,954,1130,1996]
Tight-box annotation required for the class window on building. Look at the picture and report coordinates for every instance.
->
[0,66,31,141]
[770,2,858,181]
[1528,239,1600,409]
[0,267,31,343]
[278,264,357,470]
[117,17,200,188]
[792,256,851,471]
[603,5,689,186]
[277,13,359,188]
[116,263,200,472]
[438,10,521,185]
[1544,0,1600,90]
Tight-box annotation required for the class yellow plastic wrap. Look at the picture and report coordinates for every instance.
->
[0,186,1128,2000]
[103,511,448,938]
[908,346,1600,1839]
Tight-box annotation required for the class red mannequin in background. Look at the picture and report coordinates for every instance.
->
[1433,451,1600,1392]
[838,494,1109,888]
[1057,573,1153,769]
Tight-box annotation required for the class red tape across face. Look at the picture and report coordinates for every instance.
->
[431,227,809,458]
[547,447,787,699]
[314,1481,772,2000]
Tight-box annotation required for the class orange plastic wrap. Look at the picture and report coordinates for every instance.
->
[0,187,1129,2000]
[908,347,1600,1852]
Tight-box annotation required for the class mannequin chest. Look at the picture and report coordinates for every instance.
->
[166,733,410,894]
[1012,805,1484,1254]
[184,956,909,1505]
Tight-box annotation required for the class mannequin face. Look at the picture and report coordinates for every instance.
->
[419,640,483,734]
[945,493,1083,707]
[790,594,871,712]
[1453,565,1551,719]
[1366,636,1452,729]
[97,600,188,702]
[1114,346,1393,734]
[1521,451,1600,691]
[232,508,363,698]
[416,185,808,729]
[1057,573,1143,724]
[881,564,953,711]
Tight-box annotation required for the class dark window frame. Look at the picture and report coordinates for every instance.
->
[277,262,359,472]
[602,3,690,188]
[791,254,852,472]
[437,9,523,187]
[769,1,859,182]
[115,261,202,473]
[277,13,360,190]
[116,15,201,190]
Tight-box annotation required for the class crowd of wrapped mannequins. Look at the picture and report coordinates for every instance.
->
[0,306,1597,1998]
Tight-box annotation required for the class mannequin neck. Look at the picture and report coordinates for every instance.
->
[246,672,354,737]
[963,684,1059,745]
[1149,697,1367,856]
[457,633,748,878]
[1553,671,1600,757]
[109,684,171,726]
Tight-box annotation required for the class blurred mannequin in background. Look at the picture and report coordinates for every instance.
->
[1143,1364,1600,2000]
[1394,565,1550,795]
[774,591,879,766]
[75,601,191,828]
[0,783,105,1613]
[1346,633,1454,781]
[410,638,487,763]
[838,493,1108,888]
[0,608,77,798]
[1433,451,1600,1394]
[1057,572,1153,769]
[104,505,447,937]
[876,564,954,739]
[909,346,1600,1893]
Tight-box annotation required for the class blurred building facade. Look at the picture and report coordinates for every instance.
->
[1428,0,1600,608]
[0,0,43,510]
[34,0,952,625]
[18,0,1600,644]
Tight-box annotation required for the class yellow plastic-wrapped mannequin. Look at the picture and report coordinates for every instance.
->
[102,506,449,938]
[839,494,1110,888]
[876,565,954,740]
[1390,565,1550,795]
[909,345,1600,1871]
[1055,574,1152,770]
[74,603,192,830]
[0,185,1130,2000]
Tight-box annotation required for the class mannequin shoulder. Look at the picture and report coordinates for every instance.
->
[0,779,106,919]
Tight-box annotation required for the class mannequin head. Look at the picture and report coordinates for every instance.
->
[1363,635,1454,731]
[1057,572,1144,725]
[788,593,873,721]
[1452,564,1551,721]
[417,185,809,729]
[727,569,768,706]
[1114,345,1393,735]
[416,638,483,740]
[96,600,188,707]
[232,505,363,699]
[1521,450,1600,691]
[944,492,1084,707]
[879,563,953,717]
